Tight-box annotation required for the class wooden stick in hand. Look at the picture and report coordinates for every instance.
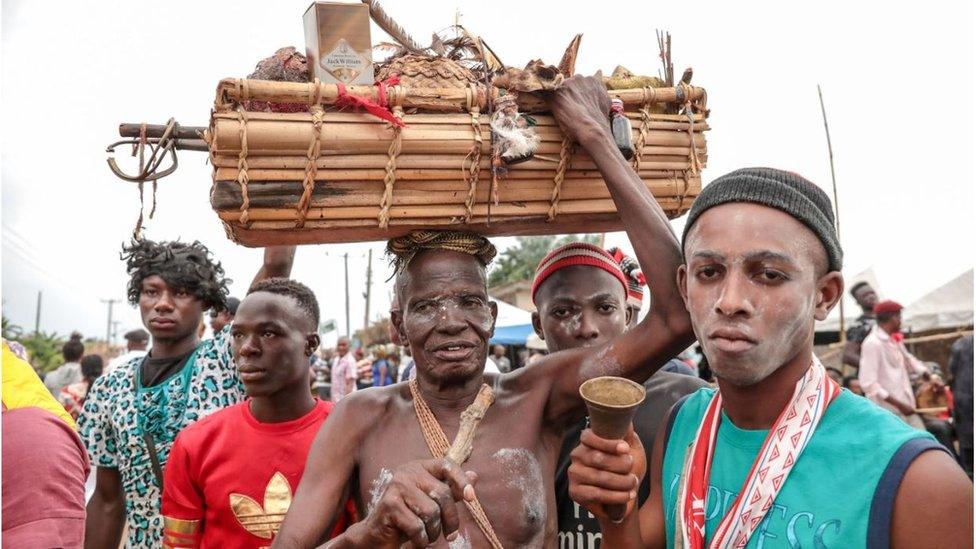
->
[445,384,495,464]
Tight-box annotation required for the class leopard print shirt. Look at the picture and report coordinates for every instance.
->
[78,327,244,548]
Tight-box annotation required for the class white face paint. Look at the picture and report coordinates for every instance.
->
[683,203,828,387]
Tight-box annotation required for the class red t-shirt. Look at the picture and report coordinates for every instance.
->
[162,399,350,548]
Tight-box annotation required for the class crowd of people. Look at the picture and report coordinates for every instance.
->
[1,74,972,548]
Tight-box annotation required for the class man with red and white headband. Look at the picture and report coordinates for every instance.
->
[567,168,972,547]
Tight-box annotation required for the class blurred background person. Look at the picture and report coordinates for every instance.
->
[949,334,973,476]
[489,344,511,373]
[44,332,85,395]
[208,296,240,334]
[59,355,105,420]
[105,329,149,374]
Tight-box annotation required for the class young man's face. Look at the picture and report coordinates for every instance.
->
[209,310,234,334]
[139,275,205,342]
[394,249,497,383]
[231,292,318,398]
[532,266,629,353]
[853,285,879,313]
[679,203,841,387]
[336,338,350,356]
[884,312,903,334]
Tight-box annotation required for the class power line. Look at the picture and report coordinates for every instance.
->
[1,235,84,292]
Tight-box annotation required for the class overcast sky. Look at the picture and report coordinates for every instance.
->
[2,0,973,346]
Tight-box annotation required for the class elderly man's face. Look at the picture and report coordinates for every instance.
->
[395,249,497,384]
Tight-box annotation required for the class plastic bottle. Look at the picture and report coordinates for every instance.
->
[610,98,635,160]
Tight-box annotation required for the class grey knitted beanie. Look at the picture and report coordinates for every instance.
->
[681,168,843,271]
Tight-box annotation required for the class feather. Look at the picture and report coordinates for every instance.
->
[459,25,504,72]
[361,0,425,54]
[557,34,582,77]
[430,33,447,57]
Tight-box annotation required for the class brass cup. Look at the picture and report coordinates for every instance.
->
[579,376,646,522]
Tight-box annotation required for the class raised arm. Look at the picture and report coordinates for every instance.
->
[273,396,362,548]
[536,75,695,425]
[250,246,297,289]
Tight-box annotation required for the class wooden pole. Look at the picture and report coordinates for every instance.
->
[344,252,351,338]
[363,248,373,333]
[34,291,42,335]
[818,85,846,344]
[101,299,119,345]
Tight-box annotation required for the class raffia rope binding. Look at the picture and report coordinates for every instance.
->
[408,379,505,549]
[685,110,702,176]
[378,105,404,228]
[631,88,653,173]
[295,81,325,228]
[463,85,483,223]
[679,169,692,213]
[547,137,574,221]
[235,106,251,226]
[666,171,681,217]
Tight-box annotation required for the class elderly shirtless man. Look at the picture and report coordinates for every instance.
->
[273,75,695,548]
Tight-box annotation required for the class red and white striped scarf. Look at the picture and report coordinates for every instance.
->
[677,357,841,549]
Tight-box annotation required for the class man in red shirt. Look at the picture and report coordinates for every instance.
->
[162,278,348,548]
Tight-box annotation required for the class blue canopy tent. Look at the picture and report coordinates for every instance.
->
[490,323,535,345]
[489,299,534,346]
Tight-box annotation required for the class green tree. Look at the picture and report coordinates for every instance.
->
[355,317,392,347]
[488,234,601,288]
[18,331,66,372]
[2,315,24,340]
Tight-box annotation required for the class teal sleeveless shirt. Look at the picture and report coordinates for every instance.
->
[661,388,942,548]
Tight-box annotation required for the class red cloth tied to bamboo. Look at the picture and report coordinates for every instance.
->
[335,76,406,127]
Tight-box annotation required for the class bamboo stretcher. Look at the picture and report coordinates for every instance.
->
[207,78,709,246]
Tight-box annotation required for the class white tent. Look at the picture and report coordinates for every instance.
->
[815,267,882,333]
[493,299,532,327]
[903,269,973,332]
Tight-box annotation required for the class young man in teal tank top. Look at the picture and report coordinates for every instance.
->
[566,168,972,548]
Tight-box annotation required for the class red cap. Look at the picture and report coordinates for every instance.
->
[532,243,628,305]
[873,300,903,315]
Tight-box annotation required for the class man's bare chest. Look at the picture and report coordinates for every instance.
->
[355,397,560,547]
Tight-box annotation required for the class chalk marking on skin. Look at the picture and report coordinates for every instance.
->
[493,448,546,544]
[594,345,624,377]
[448,529,471,549]
[367,468,393,514]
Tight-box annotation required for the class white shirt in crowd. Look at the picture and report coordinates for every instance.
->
[43,362,81,394]
[105,349,148,374]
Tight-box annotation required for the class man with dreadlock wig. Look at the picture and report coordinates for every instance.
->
[79,239,295,549]
[275,75,695,549]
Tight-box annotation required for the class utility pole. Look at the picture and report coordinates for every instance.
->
[363,248,373,332]
[101,299,120,345]
[34,291,42,335]
[343,252,351,338]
